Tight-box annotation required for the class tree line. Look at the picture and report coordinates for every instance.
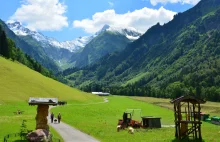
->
[0,25,55,79]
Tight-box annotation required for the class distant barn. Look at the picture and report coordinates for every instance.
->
[92,92,110,96]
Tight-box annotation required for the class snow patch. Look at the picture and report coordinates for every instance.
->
[7,22,93,52]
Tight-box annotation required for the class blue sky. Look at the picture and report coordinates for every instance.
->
[0,0,200,41]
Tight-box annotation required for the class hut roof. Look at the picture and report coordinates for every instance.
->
[170,95,206,104]
[28,97,58,105]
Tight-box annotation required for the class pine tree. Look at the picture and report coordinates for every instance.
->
[0,26,2,55]
[0,31,9,58]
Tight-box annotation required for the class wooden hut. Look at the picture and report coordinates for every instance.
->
[141,116,161,128]
[170,95,206,140]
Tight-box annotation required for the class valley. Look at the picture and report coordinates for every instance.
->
[0,0,220,141]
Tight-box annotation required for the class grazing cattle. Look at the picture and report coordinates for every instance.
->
[117,125,121,132]
[128,127,134,134]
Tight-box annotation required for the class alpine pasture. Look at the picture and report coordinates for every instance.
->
[0,57,102,141]
[0,57,220,141]
[52,96,220,142]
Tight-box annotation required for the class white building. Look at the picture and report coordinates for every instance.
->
[91,92,110,96]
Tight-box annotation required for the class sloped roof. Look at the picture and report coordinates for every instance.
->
[170,95,206,104]
[28,97,58,105]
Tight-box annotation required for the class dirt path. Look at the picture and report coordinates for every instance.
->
[48,98,109,142]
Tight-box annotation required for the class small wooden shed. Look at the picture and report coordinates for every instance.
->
[141,116,161,128]
[170,95,206,140]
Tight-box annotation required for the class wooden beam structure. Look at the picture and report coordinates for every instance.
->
[170,95,206,140]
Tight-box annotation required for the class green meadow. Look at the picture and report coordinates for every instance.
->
[0,102,63,141]
[0,57,220,142]
[0,57,102,141]
[52,96,220,142]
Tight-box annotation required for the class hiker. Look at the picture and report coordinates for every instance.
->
[57,112,61,123]
[50,112,54,123]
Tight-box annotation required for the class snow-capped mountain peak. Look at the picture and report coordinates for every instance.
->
[7,22,142,53]
[7,22,31,36]
[97,24,142,40]
[7,22,92,52]
[108,26,142,40]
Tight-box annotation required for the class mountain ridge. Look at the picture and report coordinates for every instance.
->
[0,19,60,72]
[69,30,133,68]
[7,22,93,52]
[7,22,142,52]
[61,0,220,102]
[7,22,142,69]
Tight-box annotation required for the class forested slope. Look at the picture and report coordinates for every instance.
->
[61,0,220,101]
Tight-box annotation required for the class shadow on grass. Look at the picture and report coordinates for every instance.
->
[13,140,27,142]
[172,138,205,142]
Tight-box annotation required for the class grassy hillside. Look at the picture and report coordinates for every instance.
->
[0,56,102,140]
[0,57,101,103]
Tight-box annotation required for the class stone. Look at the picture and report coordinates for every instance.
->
[26,129,51,142]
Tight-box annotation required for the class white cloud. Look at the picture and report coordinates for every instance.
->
[150,0,200,6]
[108,1,114,7]
[73,7,176,34]
[9,0,68,31]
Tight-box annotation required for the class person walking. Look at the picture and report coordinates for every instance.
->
[50,112,54,123]
[57,112,61,123]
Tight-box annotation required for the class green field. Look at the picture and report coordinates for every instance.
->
[0,57,102,141]
[0,57,220,142]
[130,96,220,117]
[51,96,220,142]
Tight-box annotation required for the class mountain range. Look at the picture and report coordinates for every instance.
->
[6,22,141,69]
[60,0,220,102]
[0,19,60,72]
[7,22,93,52]
[1,0,219,102]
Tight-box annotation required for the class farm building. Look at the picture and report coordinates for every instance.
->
[91,92,110,96]
[141,116,161,128]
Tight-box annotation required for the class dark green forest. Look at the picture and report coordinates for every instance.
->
[0,25,55,78]
[0,20,60,72]
[60,0,220,102]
